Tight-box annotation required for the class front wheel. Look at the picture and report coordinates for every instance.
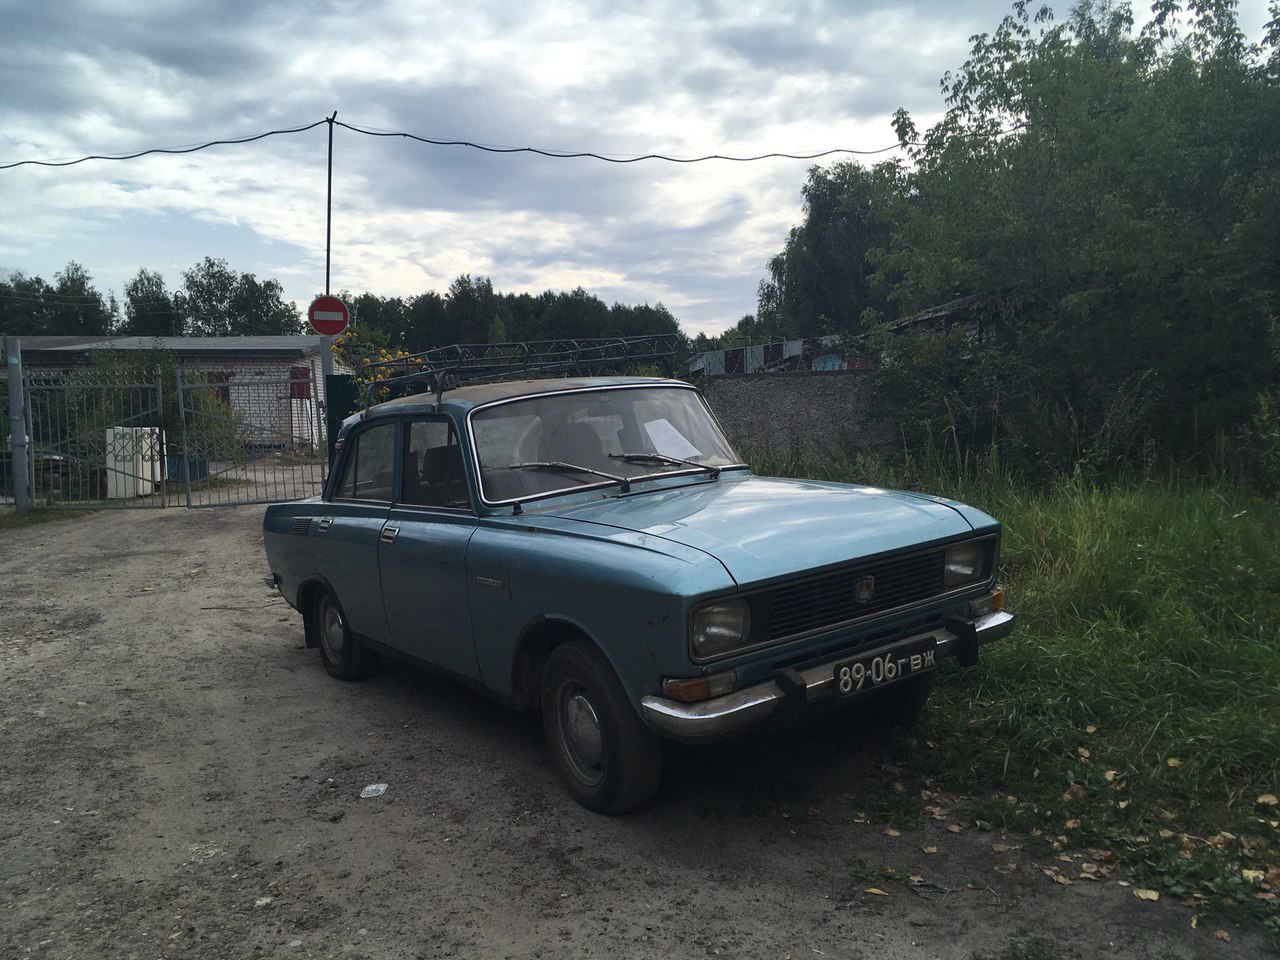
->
[541,642,664,814]
[311,588,375,681]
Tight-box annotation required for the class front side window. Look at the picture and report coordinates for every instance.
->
[470,385,742,503]
[333,422,396,501]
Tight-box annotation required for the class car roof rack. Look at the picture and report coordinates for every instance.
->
[360,336,680,410]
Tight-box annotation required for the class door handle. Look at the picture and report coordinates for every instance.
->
[380,526,399,544]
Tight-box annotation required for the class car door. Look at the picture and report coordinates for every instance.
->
[378,417,482,681]
[318,419,395,644]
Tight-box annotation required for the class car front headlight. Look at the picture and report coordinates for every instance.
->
[944,541,985,588]
[690,599,752,660]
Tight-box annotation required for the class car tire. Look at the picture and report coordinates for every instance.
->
[312,588,375,681]
[541,641,664,815]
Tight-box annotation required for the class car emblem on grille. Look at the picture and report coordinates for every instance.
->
[855,575,876,603]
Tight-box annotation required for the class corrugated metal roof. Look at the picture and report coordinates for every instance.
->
[13,335,330,360]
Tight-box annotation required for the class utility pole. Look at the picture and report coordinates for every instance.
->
[325,110,337,299]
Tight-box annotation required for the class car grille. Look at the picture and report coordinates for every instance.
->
[764,549,946,642]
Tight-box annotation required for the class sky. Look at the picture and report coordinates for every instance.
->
[0,0,1274,338]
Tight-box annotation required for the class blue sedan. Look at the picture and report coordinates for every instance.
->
[263,376,1013,813]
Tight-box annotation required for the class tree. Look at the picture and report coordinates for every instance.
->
[0,271,57,336]
[539,287,610,340]
[607,301,681,338]
[121,269,180,337]
[52,262,114,336]
[176,257,301,336]
[404,291,447,350]
[871,0,1280,470]
[758,161,902,338]
[345,292,408,348]
[443,275,511,345]
[0,263,114,336]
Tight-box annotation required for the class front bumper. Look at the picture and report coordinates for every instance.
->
[639,610,1015,743]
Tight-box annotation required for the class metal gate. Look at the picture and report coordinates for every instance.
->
[22,367,168,509]
[12,362,327,510]
[173,364,327,507]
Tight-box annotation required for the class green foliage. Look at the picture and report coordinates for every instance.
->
[758,161,903,339]
[177,257,301,336]
[758,448,1280,936]
[339,276,683,353]
[80,348,245,455]
[121,268,180,337]
[0,262,116,336]
[744,0,1280,480]
[1,257,304,338]
[881,0,1280,474]
[1247,390,1280,492]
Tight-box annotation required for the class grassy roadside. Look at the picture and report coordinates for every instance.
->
[756,451,1280,939]
[0,505,93,533]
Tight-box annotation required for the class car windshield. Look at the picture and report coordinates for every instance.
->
[470,384,743,503]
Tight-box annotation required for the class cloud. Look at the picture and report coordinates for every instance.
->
[2,0,1273,336]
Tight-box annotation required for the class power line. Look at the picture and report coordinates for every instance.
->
[0,115,1035,173]
[333,120,906,161]
[0,120,329,170]
[2,116,916,172]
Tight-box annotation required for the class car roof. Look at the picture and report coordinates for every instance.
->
[363,375,694,419]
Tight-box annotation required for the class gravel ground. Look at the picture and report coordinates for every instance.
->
[0,506,1272,959]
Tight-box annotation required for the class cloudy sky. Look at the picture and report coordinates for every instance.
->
[1,0,1273,337]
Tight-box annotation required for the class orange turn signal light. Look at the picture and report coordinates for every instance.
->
[969,588,1005,619]
[661,670,738,703]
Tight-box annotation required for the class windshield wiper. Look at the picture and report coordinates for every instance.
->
[609,452,721,480]
[508,461,631,492]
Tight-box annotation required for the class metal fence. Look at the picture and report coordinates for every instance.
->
[0,376,10,505]
[24,368,168,508]
[172,365,327,507]
[8,361,327,510]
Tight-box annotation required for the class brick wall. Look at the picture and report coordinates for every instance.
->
[191,359,325,450]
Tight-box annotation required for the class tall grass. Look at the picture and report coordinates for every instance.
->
[752,445,1280,932]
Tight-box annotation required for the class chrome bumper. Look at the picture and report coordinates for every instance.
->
[640,610,1015,742]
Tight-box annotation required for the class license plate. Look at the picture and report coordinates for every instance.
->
[834,637,938,697]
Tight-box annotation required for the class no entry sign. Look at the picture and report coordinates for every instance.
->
[308,295,349,336]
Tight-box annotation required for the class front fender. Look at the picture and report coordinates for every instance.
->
[466,518,732,703]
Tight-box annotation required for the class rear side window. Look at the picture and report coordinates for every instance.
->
[333,422,395,501]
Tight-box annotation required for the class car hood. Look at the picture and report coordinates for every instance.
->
[540,475,984,587]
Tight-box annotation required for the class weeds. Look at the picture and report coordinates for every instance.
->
[0,506,92,533]
[751,447,1280,938]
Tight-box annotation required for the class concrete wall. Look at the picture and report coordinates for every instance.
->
[699,371,893,465]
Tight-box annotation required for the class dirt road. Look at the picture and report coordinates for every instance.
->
[0,507,1269,959]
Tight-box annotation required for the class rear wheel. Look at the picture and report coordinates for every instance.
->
[312,588,375,681]
[541,641,663,814]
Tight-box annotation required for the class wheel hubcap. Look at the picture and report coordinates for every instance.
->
[562,691,604,771]
[320,600,346,661]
